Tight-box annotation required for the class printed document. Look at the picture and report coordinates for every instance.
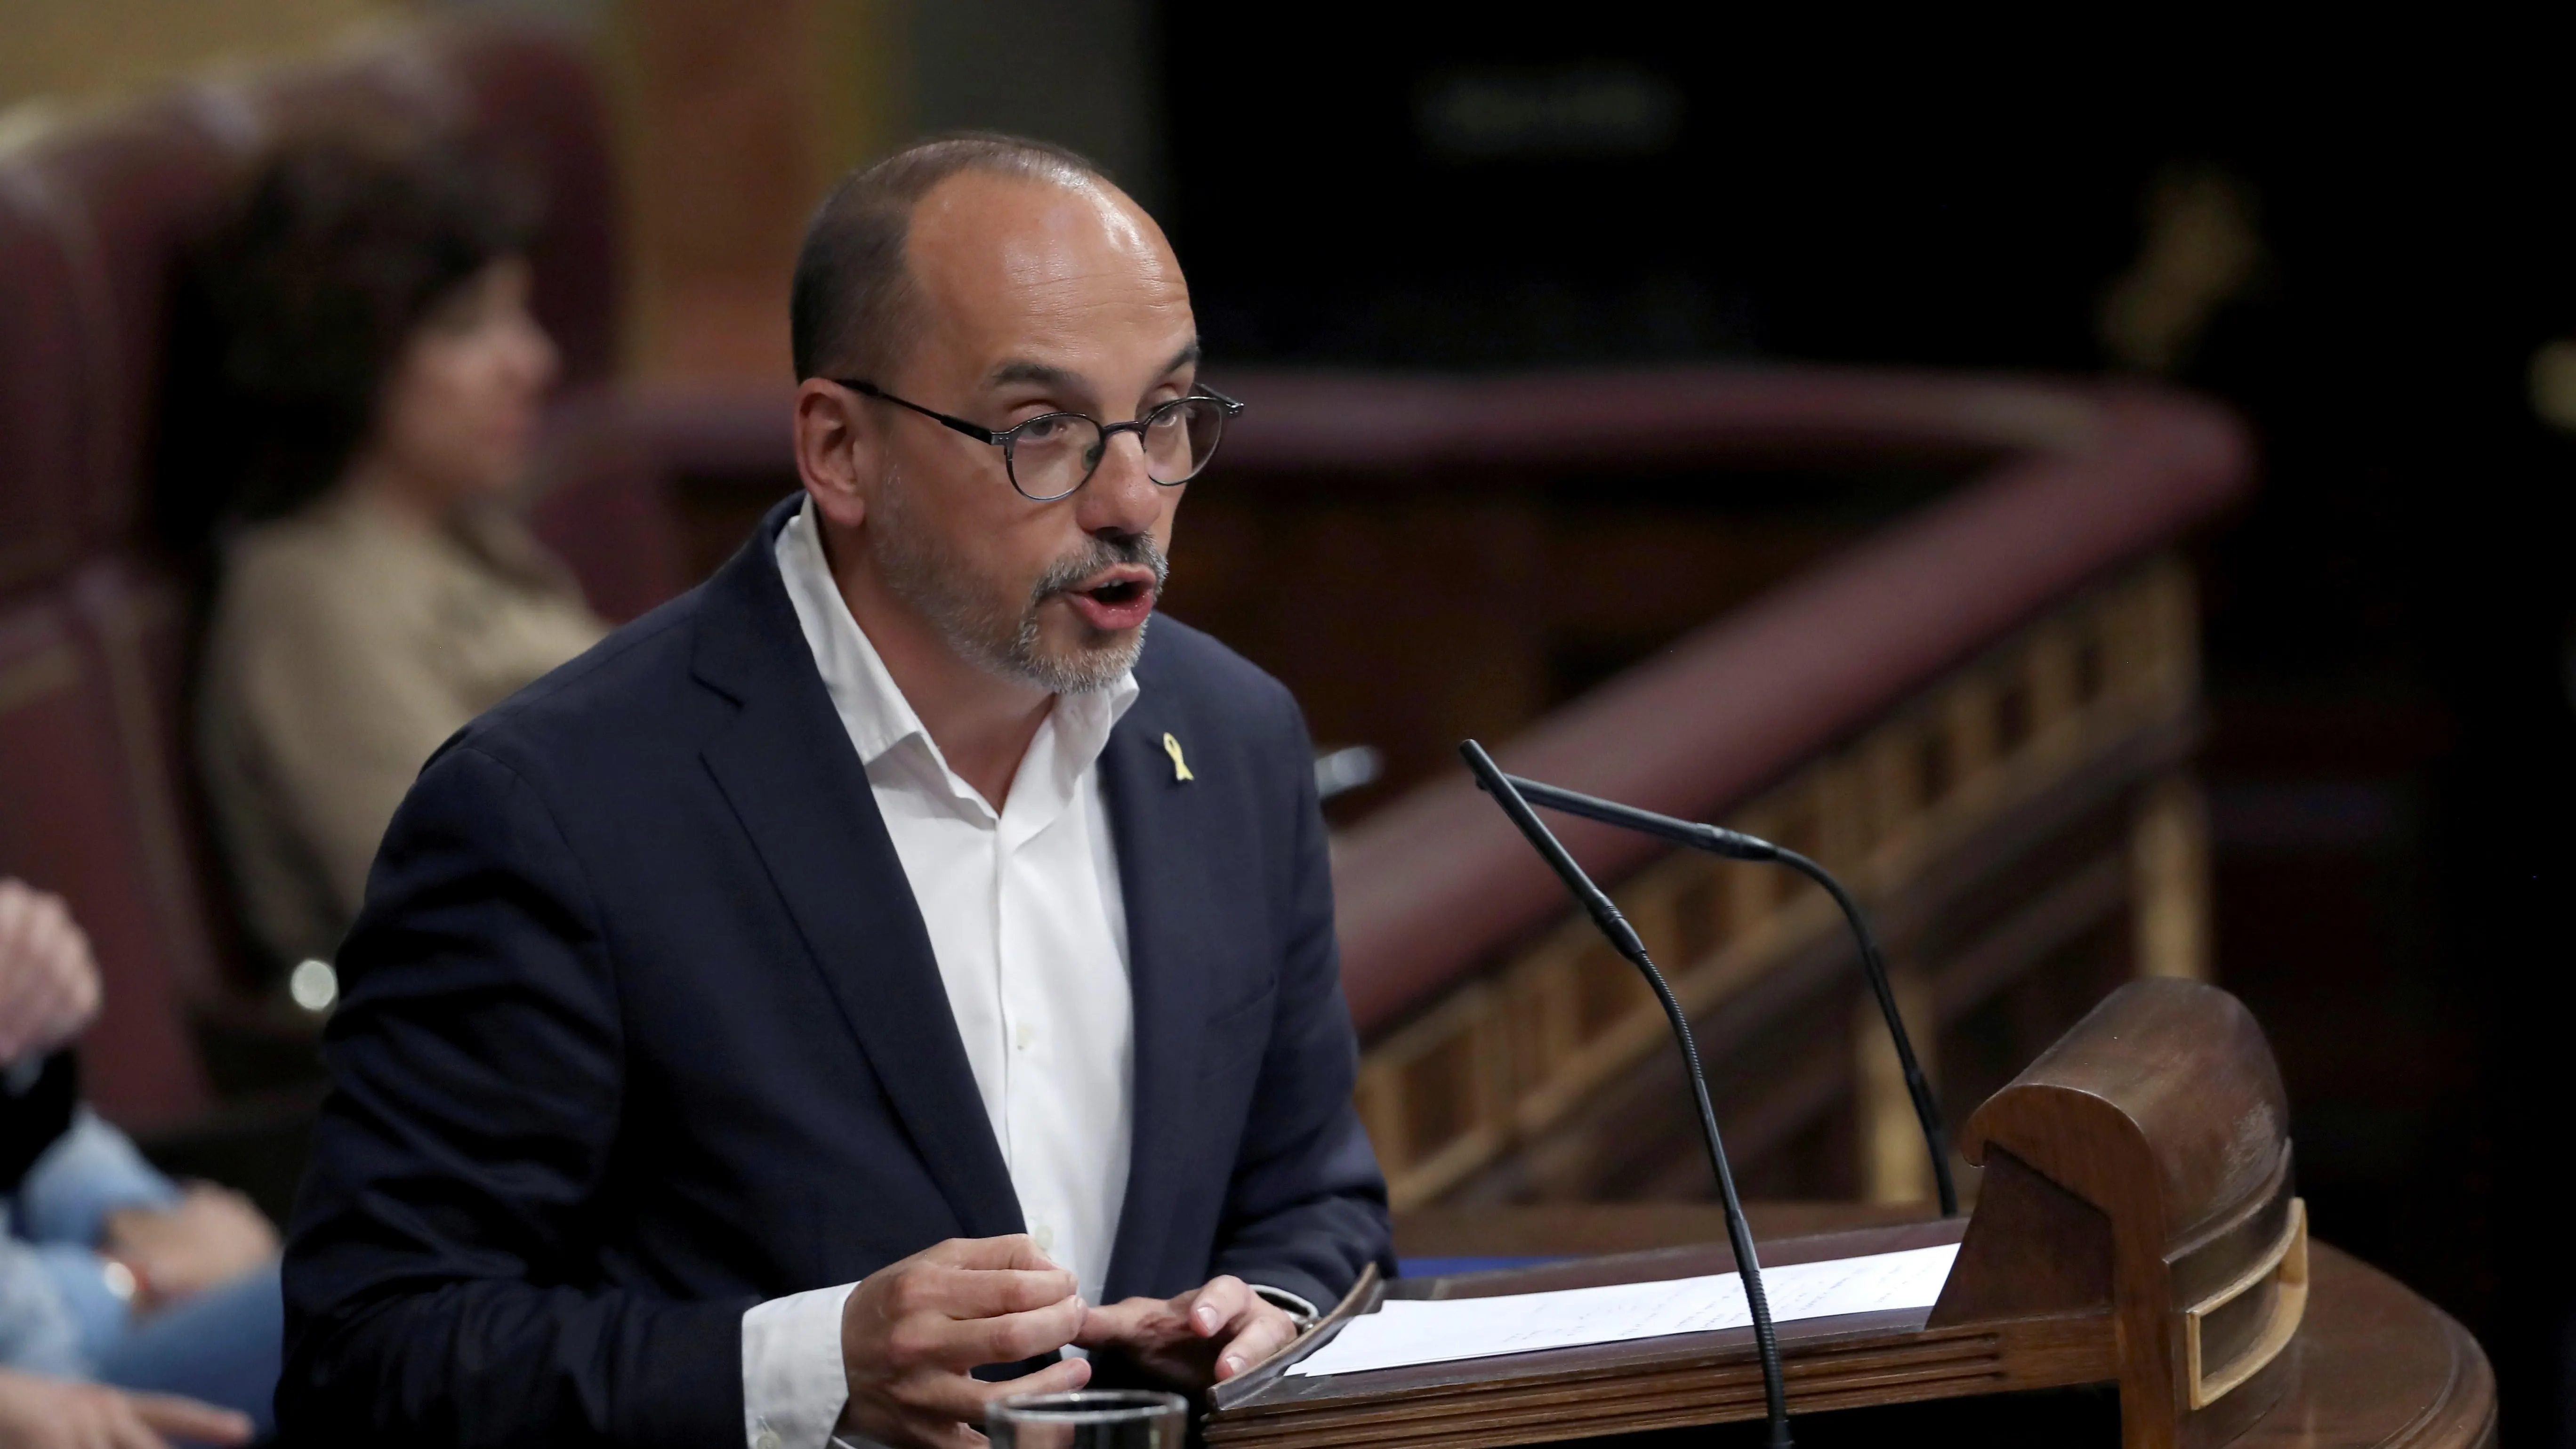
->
[1287,1243,1959,1378]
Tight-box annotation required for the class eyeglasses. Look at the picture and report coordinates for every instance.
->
[835,378,1246,502]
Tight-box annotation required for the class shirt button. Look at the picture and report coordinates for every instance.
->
[755,1425,782,1449]
[1015,1021,1035,1051]
[1033,1223,1055,1253]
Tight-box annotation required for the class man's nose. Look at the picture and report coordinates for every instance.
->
[1074,427,1165,536]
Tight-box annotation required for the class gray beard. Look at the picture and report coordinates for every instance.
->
[870,475,1167,695]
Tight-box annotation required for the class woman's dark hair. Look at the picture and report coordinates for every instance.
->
[164,130,538,541]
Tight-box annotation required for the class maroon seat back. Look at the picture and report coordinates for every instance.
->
[0,22,655,1127]
[0,596,213,1127]
[0,171,92,596]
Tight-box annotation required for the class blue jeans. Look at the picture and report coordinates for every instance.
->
[6,1112,281,1435]
[94,1262,282,1434]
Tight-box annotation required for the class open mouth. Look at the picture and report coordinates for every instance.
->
[1060,565,1159,632]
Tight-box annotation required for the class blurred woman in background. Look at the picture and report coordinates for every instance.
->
[186,134,607,979]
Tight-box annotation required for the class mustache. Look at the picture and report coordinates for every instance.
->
[1030,532,1169,603]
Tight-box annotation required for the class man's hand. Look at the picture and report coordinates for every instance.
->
[0,879,102,1068]
[101,1186,280,1311]
[839,1235,1092,1449]
[1075,1275,1298,1390]
[0,1367,252,1449]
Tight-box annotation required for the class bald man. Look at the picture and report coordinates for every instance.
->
[277,137,1392,1449]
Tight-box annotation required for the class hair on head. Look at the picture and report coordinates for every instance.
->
[789,132,1103,383]
[165,128,538,541]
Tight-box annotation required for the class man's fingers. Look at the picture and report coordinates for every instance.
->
[1183,1275,1252,1337]
[922,1422,990,1449]
[6,960,65,1026]
[46,918,98,1007]
[1071,1295,1182,1349]
[1216,1309,1299,1381]
[925,1264,1081,1320]
[907,1352,1091,1426]
[0,892,29,979]
[964,1293,1088,1366]
[110,1406,173,1449]
[16,891,74,966]
[889,1292,1084,1370]
[0,884,96,1064]
[127,1391,256,1444]
[923,1234,1062,1272]
[977,1353,1092,1407]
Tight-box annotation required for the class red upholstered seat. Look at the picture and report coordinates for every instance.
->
[3,97,249,570]
[64,556,243,1010]
[0,594,213,1128]
[0,163,92,596]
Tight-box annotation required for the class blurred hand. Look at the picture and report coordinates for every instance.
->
[0,1367,252,1449]
[101,1186,279,1311]
[1076,1274,1298,1389]
[837,1234,1092,1449]
[0,879,102,1068]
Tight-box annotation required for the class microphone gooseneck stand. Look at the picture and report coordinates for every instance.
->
[1483,769,1958,1218]
[1457,741,1795,1449]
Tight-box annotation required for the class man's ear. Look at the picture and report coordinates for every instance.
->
[793,379,879,529]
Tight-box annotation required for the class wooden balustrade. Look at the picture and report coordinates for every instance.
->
[1258,367,2250,1209]
[1354,557,2206,1208]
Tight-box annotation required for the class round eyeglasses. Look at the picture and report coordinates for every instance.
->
[835,379,1245,502]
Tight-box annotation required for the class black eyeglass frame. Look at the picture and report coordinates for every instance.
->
[833,378,1247,502]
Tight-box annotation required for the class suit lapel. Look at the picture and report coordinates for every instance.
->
[1099,687,1217,1301]
[692,503,1022,1241]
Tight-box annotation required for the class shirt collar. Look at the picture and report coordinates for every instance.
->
[773,497,1140,804]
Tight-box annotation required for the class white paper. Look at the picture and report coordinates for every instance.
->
[1287,1243,1958,1378]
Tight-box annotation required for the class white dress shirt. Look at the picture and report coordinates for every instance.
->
[743,500,1139,1449]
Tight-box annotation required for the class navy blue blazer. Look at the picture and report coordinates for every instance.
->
[277,498,1392,1447]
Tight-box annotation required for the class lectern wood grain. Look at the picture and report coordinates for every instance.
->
[1930,979,2301,1447]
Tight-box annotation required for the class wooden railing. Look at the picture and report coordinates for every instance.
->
[1222,369,2249,1208]
[1354,557,2204,1207]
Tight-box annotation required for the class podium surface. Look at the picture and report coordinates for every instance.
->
[1387,1206,2491,1449]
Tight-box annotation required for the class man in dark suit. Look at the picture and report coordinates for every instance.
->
[277,135,1391,1449]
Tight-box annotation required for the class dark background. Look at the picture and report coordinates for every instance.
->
[1161,17,2576,1440]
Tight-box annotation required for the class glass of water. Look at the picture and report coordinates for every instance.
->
[987,1390,1188,1449]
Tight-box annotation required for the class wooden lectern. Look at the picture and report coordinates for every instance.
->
[1207,980,2493,1449]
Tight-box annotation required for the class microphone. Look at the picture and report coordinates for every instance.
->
[1482,769,1958,1218]
[1458,741,1794,1449]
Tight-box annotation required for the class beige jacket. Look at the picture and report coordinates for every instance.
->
[197,491,608,970]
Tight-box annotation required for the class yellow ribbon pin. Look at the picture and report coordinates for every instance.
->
[1162,732,1195,782]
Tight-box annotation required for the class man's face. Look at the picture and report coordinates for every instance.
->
[862,170,1199,694]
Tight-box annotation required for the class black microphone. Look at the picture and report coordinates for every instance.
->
[1485,769,1958,1218]
[1458,741,1795,1449]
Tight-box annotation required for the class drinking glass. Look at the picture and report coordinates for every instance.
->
[986,1390,1188,1449]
